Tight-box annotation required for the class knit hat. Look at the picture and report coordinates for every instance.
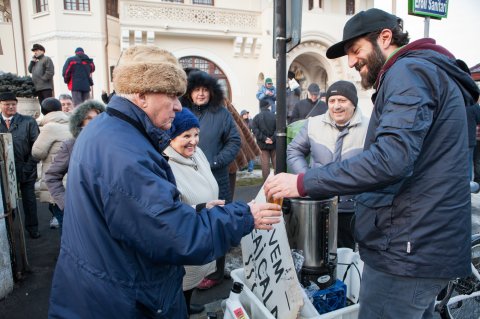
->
[326,81,358,107]
[307,83,320,95]
[0,92,17,102]
[113,45,187,96]
[31,43,45,52]
[259,99,270,109]
[265,77,273,84]
[169,108,200,140]
[41,97,62,115]
[326,8,398,59]
[75,47,84,54]
[240,110,249,116]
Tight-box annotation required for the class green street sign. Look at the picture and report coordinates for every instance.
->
[408,0,448,19]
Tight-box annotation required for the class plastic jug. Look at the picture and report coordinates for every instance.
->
[222,282,250,319]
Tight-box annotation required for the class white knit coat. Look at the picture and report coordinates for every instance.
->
[164,145,218,290]
[32,111,72,203]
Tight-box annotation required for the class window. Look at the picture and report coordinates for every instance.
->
[64,0,90,11]
[346,0,355,15]
[35,0,48,13]
[106,0,118,18]
[192,0,213,5]
[179,56,230,100]
[308,0,322,10]
[0,0,12,21]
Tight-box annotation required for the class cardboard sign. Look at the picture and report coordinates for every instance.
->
[241,186,303,319]
[0,134,17,210]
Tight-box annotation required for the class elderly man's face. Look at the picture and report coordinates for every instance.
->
[328,95,355,126]
[33,49,44,57]
[60,98,74,113]
[143,93,182,130]
[1,100,18,117]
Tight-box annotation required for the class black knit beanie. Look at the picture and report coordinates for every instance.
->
[41,97,62,115]
[325,81,358,107]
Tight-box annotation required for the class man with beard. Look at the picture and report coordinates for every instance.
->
[264,8,479,318]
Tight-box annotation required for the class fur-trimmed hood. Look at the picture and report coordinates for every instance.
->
[69,100,106,138]
[183,71,225,112]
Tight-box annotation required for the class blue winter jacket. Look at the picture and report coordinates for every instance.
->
[186,104,240,203]
[301,39,479,279]
[48,96,254,318]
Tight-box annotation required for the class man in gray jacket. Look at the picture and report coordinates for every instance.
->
[28,43,55,107]
[287,80,368,249]
[265,8,479,318]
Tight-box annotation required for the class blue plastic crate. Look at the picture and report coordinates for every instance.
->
[311,279,347,314]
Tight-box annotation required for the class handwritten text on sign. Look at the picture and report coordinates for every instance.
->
[241,188,303,319]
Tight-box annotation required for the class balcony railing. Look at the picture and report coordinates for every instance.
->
[121,0,261,35]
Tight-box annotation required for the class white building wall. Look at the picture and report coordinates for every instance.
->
[11,1,115,100]
[0,0,478,117]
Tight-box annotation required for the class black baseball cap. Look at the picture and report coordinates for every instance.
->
[326,8,398,59]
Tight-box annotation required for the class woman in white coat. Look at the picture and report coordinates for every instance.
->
[163,107,223,315]
[32,97,72,229]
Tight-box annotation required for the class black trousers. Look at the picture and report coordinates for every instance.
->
[206,256,225,281]
[338,212,355,250]
[19,180,38,233]
[36,89,53,107]
[474,142,480,182]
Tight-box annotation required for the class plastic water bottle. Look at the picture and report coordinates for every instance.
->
[222,282,251,319]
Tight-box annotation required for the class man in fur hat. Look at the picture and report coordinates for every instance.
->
[48,45,281,318]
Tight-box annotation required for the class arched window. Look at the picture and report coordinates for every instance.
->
[179,56,231,101]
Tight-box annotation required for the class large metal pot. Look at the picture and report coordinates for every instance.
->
[283,196,338,288]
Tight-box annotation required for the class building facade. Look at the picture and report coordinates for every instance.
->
[4,0,477,116]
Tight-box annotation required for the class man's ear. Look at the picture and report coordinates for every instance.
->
[132,93,148,109]
[378,29,393,50]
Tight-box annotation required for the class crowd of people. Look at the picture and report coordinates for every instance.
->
[0,7,478,318]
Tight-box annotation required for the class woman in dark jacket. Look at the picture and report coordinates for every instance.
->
[183,71,241,290]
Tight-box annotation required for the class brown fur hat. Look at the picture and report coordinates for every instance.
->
[113,45,187,96]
